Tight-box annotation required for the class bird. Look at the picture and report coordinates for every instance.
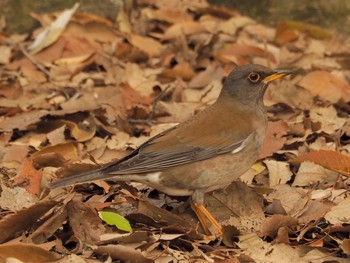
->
[49,64,292,236]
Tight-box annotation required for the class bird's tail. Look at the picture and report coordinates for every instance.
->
[48,166,108,189]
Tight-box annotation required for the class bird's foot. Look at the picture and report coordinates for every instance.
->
[191,201,222,238]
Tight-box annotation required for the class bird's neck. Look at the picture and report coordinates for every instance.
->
[218,91,266,116]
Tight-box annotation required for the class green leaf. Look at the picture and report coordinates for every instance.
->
[100,211,132,232]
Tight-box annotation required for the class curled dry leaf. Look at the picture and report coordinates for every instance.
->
[129,34,164,58]
[0,243,59,262]
[14,158,43,196]
[275,20,332,44]
[96,244,153,262]
[28,3,79,54]
[260,214,298,238]
[215,43,275,65]
[59,117,96,142]
[160,62,196,81]
[162,21,206,40]
[67,198,106,245]
[293,150,350,177]
[137,200,192,231]
[143,7,193,24]
[31,142,80,164]
[0,201,56,243]
[0,110,48,132]
[298,71,350,103]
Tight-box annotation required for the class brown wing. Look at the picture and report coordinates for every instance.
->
[103,127,252,175]
[49,103,255,188]
[103,104,255,175]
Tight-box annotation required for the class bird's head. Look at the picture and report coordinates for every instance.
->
[220,64,292,105]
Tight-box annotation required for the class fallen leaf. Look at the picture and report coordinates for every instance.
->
[67,198,106,245]
[0,201,56,243]
[259,121,289,159]
[324,198,350,224]
[143,7,193,24]
[96,244,153,262]
[238,233,300,262]
[28,3,79,54]
[216,43,275,65]
[309,106,346,134]
[60,116,96,142]
[137,200,192,231]
[0,243,59,262]
[341,239,350,256]
[0,110,48,131]
[217,16,255,35]
[267,184,307,216]
[0,45,12,64]
[292,161,338,186]
[297,200,333,224]
[188,65,223,89]
[264,160,293,186]
[162,21,206,40]
[293,150,350,177]
[14,158,43,196]
[129,34,164,58]
[275,20,332,44]
[100,211,132,232]
[160,62,196,81]
[31,142,80,164]
[206,181,265,233]
[0,185,38,211]
[260,215,298,237]
[298,71,350,102]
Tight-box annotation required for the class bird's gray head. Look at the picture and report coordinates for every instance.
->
[220,64,291,105]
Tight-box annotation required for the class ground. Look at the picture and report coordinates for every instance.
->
[0,0,350,262]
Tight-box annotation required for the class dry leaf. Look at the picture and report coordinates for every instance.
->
[28,3,79,54]
[143,7,193,24]
[96,244,153,262]
[259,121,289,159]
[298,71,350,102]
[0,243,59,262]
[260,215,298,237]
[31,141,80,164]
[293,161,338,186]
[324,198,350,224]
[264,160,293,186]
[162,21,205,40]
[129,34,164,57]
[293,150,350,177]
[206,181,265,233]
[267,184,307,216]
[309,106,346,134]
[14,158,43,196]
[67,198,106,245]
[0,201,56,243]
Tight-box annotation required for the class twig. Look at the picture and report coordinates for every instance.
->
[128,84,173,125]
[18,44,51,77]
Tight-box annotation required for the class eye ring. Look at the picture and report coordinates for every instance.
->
[247,72,261,83]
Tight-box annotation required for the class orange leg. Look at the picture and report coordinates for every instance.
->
[191,201,222,237]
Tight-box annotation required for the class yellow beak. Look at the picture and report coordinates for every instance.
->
[263,69,294,84]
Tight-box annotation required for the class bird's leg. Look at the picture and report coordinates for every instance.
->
[191,190,222,237]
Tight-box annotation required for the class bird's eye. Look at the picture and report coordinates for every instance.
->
[247,72,261,83]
